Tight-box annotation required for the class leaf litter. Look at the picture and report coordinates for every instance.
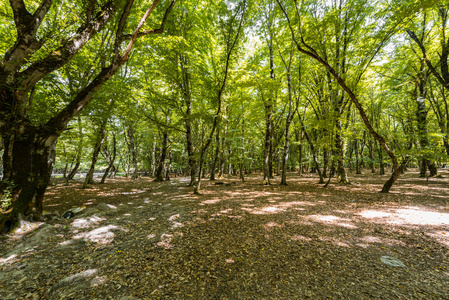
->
[0,170,448,299]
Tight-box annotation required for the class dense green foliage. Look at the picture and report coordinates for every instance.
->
[1,0,447,194]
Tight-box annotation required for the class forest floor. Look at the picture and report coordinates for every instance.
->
[1,170,449,299]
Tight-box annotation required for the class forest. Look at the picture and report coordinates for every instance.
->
[1,0,449,298]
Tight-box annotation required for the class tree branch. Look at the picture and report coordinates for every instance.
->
[122,0,176,40]
[9,0,31,35]
[407,29,449,91]
[3,0,53,75]
[43,0,177,135]
[15,1,116,98]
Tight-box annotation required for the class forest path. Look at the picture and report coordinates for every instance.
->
[1,171,448,299]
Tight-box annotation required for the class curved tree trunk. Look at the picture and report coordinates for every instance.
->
[277,0,401,192]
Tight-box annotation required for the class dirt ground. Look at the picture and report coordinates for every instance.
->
[1,170,449,299]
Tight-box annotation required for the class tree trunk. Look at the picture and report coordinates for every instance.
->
[378,141,385,175]
[1,121,57,232]
[335,118,349,183]
[240,102,245,182]
[67,115,84,180]
[218,119,228,178]
[297,112,324,184]
[127,127,138,179]
[83,121,107,188]
[165,147,172,181]
[415,59,438,177]
[210,131,220,181]
[322,149,329,178]
[101,132,117,184]
[151,137,157,177]
[355,139,361,174]
[61,144,69,179]
[0,0,177,234]
[263,107,272,185]
[185,99,196,186]
[368,138,375,173]
[277,1,401,192]
[280,65,294,185]
[298,131,304,175]
[155,113,170,182]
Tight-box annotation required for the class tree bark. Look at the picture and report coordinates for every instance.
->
[83,120,108,188]
[297,111,324,184]
[165,146,172,181]
[240,101,246,182]
[126,127,138,179]
[151,137,157,177]
[210,131,220,181]
[280,65,295,185]
[0,122,57,232]
[101,132,117,184]
[67,115,84,180]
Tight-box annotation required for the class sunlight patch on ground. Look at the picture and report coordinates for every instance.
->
[0,254,17,265]
[360,235,406,246]
[359,207,449,226]
[71,216,106,229]
[168,214,180,221]
[278,201,317,208]
[392,208,449,226]
[264,222,284,231]
[307,215,357,229]
[58,269,102,287]
[211,209,233,217]
[227,215,242,219]
[121,190,146,195]
[358,210,391,218]
[168,214,184,228]
[58,240,73,246]
[72,225,123,244]
[156,234,174,249]
[241,201,316,215]
[425,231,449,247]
[191,209,208,214]
[241,206,285,214]
[91,275,108,287]
[200,198,222,205]
[291,235,313,242]
[13,220,45,236]
[319,236,350,247]
[67,269,97,280]
[286,218,314,226]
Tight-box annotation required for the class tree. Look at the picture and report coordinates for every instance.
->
[0,0,177,233]
[275,0,438,192]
